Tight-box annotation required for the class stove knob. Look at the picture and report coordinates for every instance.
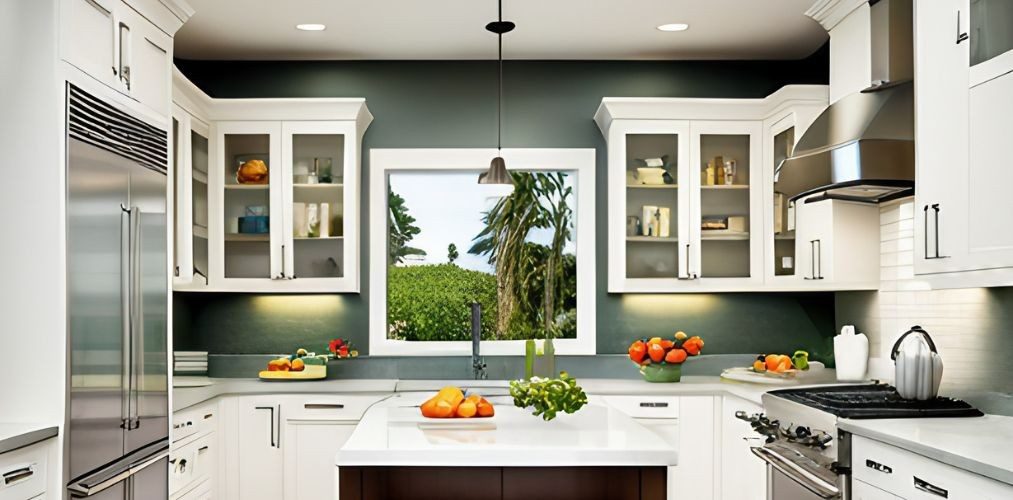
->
[795,426,812,438]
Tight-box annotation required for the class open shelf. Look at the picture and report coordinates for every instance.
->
[627,236,679,243]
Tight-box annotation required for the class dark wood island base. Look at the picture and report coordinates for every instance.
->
[339,466,667,500]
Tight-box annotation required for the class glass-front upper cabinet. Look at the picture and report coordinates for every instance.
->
[279,121,358,292]
[967,0,1013,85]
[606,120,690,292]
[771,122,796,279]
[172,105,211,290]
[688,121,763,286]
[215,121,283,285]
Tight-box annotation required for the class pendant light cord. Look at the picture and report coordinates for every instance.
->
[497,0,503,152]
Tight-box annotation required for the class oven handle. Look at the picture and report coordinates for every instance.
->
[751,447,840,499]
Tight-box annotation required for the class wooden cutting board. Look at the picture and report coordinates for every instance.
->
[258,364,327,381]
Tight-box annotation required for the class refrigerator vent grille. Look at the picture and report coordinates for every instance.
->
[68,84,168,174]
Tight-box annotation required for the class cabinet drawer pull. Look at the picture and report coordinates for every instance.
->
[198,446,209,452]
[3,466,34,485]
[638,402,669,408]
[914,476,948,498]
[305,403,345,410]
[865,459,892,474]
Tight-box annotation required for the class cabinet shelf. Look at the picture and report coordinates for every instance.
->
[193,170,208,184]
[701,231,749,241]
[627,184,678,189]
[293,183,344,189]
[225,184,269,190]
[225,233,269,242]
[194,224,208,239]
[294,236,344,241]
[627,236,678,243]
[701,184,748,190]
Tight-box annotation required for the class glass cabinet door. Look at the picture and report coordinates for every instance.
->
[690,121,762,281]
[970,0,1013,67]
[621,127,688,282]
[218,122,282,280]
[190,119,210,285]
[281,122,355,285]
[772,125,796,278]
[171,112,184,281]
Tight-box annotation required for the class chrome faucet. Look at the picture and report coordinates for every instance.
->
[471,302,487,380]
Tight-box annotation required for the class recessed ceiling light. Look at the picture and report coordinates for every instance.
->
[657,23,690,32]
[296,24,326,31]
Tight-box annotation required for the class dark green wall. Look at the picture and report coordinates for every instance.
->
[175,47,838,357]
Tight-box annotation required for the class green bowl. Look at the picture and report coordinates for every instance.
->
[639,363,682,383]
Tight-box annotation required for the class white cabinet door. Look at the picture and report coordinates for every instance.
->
[966,71,1013,273]
[794,197,831,282]
[913,0,971,275]
[236,398,283,500]
[853,479,901,500]
[122,3,172,117]
[282,421,356,500]
[720,397,765,500]
[794,197,879,287]
[670,396,716,500]
[606,120,691,293]
[687,121,764,289]
[60,0,119,90]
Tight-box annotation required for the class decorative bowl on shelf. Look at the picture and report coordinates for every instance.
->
[640,362,682,383]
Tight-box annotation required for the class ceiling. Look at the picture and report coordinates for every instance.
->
[173,0,829,61]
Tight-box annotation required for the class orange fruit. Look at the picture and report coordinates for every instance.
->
[432,400,455,418]
[456,401,477,418]
[647,337,663,345]
[420,397,440,418]
[628,340,647,363]
[648,343,666,363]
[665,348,688,364]
[766,355,783,372]
[291,358,305,372]
[660,340,674,349]
[476,398,495,417]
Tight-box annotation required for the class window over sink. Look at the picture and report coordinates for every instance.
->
[368,149,596,355]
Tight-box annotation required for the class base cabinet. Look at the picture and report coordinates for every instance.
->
[719,397,765,500]
[853,480,902,500]
[235,398,284,500]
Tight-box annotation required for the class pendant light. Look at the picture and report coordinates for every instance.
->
[478,0,515,193]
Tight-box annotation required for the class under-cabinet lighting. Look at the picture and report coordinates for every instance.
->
[296,24,327,31]
[657,23,690,32]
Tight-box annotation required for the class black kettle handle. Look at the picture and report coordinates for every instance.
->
[890,325,938,360]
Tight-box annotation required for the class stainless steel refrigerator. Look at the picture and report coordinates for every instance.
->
[65,85,170,499]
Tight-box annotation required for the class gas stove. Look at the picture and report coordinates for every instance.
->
[742,384,983,499]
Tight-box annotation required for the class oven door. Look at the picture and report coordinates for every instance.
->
[751,443,843,500]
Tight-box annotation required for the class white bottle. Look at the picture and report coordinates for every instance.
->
[834,325,869,381]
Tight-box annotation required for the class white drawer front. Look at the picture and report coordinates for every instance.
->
[0,443,48,500]
[602,395,681,419]
[282,394,389,422]
[173,401,217,444]
[853,435,1013,499]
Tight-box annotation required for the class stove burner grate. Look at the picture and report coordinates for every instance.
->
[770,384,984,419]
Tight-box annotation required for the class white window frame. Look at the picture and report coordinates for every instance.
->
[369,148,596,356]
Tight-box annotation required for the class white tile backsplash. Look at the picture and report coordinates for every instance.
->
[836,199,1013,393]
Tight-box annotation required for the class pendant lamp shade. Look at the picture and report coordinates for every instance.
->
[478,0,515,191]
[478,156,513,185]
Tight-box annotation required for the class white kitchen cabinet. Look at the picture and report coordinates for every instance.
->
[913,0,1013,287]
[852,435,1013,499]
[595,86,830,293]
[172,104,211,290]
[603,395,717,500]
[170,77,372,293]
[793,197,880,287]
[236,397,284,500]
[0,438,50,500]
[59,0,178,119]
[853,479,902,500]
[719,397,765,500]
[171,401,219,500]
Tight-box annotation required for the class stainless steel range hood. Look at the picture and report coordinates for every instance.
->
[776,0,914,204]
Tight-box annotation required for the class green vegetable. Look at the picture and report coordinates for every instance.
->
[509,371,588,421]
[792,350,810,371]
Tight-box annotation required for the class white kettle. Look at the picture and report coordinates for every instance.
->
[890,326,944,400]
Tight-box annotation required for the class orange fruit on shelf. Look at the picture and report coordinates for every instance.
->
[456,401,477,418]
[665,348,688,364]
[648,343,666,363]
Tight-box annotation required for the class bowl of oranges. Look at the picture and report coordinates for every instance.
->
[628,331,705,383]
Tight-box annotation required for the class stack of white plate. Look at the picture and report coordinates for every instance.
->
[173,351,208,376]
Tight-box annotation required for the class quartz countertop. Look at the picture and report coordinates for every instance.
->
[336,393,678,467]
[839,415,1013,486]
[0,424,58,455]
[173,378,398,411]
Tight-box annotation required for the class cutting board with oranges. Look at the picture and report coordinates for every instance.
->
[258,364,327,381]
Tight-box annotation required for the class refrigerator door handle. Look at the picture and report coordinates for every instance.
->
[120,204,133,430]
[128,206,142,430]
[68,447,168,497]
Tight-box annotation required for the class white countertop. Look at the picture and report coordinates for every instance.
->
[173,378,398,411]
[0,423,58,455]
[839,415,1013,486]
[336,393,678,467]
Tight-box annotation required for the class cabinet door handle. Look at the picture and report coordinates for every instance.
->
[255,406,276,447]
[304,403,345,410]
[914,476,949,498]
[274,245,287,280]
[198,446,209,453]
[956,10,969,44]
[678,243,698,280]
[815,239,824,279]
[923,204,931,260]
[118,22,131,90]
[638,402,669,408]
[2,465,34,485]
[803,240,822,280]
[932,204,950,259]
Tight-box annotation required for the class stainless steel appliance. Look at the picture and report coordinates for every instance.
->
[65,84,170,499]
[741,384,982,499]
[891,326,944,400]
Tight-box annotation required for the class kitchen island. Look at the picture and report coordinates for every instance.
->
[336,393,676,500]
